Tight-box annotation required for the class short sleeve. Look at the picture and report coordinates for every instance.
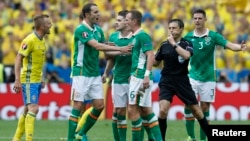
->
[75,27,94,44]
[18,39,33,57]
[214,32,227,48]
[139,33,153,53]
[155,45,163,61]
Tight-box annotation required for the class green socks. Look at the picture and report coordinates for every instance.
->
[142,113,162,141]
[131,118,142,141]
[112,113,119,141]
[68,108,80,141]
[184,108,195,140]
[117,115,127,141]
[78,108,102,135]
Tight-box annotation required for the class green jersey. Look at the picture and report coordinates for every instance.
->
[131,29,153,79]
[184,29,227,82]
[72,21,105,77]
[109,31,133,84]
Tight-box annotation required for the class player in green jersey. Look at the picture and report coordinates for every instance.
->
[68,3,132,141]
[184,8,247,141]
[12,14,52,141]
[102,10,133,141]
[125,10,163,141]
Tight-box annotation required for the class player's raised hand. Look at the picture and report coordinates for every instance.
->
[167,33,176,46]
[240,41,247,51]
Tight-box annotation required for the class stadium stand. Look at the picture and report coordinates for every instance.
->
[0,0,249,83]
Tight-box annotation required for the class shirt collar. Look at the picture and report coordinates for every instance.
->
[193,28,209,37]
[118,32,133,39]
[132,28,142,36]
[82,20,96,31]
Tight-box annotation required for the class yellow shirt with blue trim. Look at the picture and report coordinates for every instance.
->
[19,32,47,83]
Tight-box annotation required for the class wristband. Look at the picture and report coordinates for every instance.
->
[144,70,150,76]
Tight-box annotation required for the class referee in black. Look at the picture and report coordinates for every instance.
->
[154,19,209,141]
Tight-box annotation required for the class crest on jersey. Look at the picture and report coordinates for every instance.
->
[205,37,211,45]
[82,32,89,38]
[22,43,27,50]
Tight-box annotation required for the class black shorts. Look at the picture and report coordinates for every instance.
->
[158,75,198,105]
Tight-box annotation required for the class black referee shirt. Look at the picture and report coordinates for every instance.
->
[155,38,193,76]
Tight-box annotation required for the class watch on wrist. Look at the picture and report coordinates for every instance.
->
[173,44,178,49]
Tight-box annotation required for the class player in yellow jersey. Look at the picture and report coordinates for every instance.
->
[12,14,52,141]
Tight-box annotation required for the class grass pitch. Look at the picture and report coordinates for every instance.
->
[0,120,249,141]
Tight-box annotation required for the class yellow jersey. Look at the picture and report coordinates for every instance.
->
[19,32,47,83]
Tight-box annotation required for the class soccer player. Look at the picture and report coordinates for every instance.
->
[184,8,247,141]
[12,14,52,141]
[154,19,209,141]
[125,10,163,141]
[101,10,132,141]
[69,12,94,136]
[68,3,131,141]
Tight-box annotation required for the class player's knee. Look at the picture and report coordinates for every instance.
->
[116,108,126,115]
[27,104,39,114]
[73,101,83,110]
[200,102,210,112]
[159,107,168,118]
[93,100,104,111]
[191,106,203,119]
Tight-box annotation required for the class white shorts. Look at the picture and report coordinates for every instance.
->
[112,81,129,108]
[189,78,216,102]
[128,76,153,107]
[71,76,103,102]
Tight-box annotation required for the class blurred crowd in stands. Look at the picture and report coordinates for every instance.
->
[0,0,250,84]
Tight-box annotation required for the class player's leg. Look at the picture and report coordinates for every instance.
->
[111,83,120,141]
[128,76,143,141]
[12,106,28,141]
[199,81,216,141]
[113,83,129,141]
[75,105,93,133]
[22,83,41,141]
[184,78,199,141]
[157,77,174,141]
[188,104,209,138]
[158,100,171,141]
[184,106,196,141]
[68,76,86,141]
[140,80,162,141]
[76,76,104,140]
[112,109,119,141]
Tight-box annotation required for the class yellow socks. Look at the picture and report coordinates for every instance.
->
[76,107,93,133]
[13,114,26,141]
[25,112,36,141]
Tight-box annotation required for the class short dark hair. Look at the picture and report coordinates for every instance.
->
[33,14,49,29]
[82,3,97,18]
[168,19,184,28]
[118,10,129,18]
[129,10,142,26]
[79,13,84,21]
[192,8,206,18]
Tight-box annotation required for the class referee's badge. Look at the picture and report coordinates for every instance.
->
[82,32,89,38]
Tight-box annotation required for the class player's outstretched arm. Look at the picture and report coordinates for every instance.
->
[226,41,247,51]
